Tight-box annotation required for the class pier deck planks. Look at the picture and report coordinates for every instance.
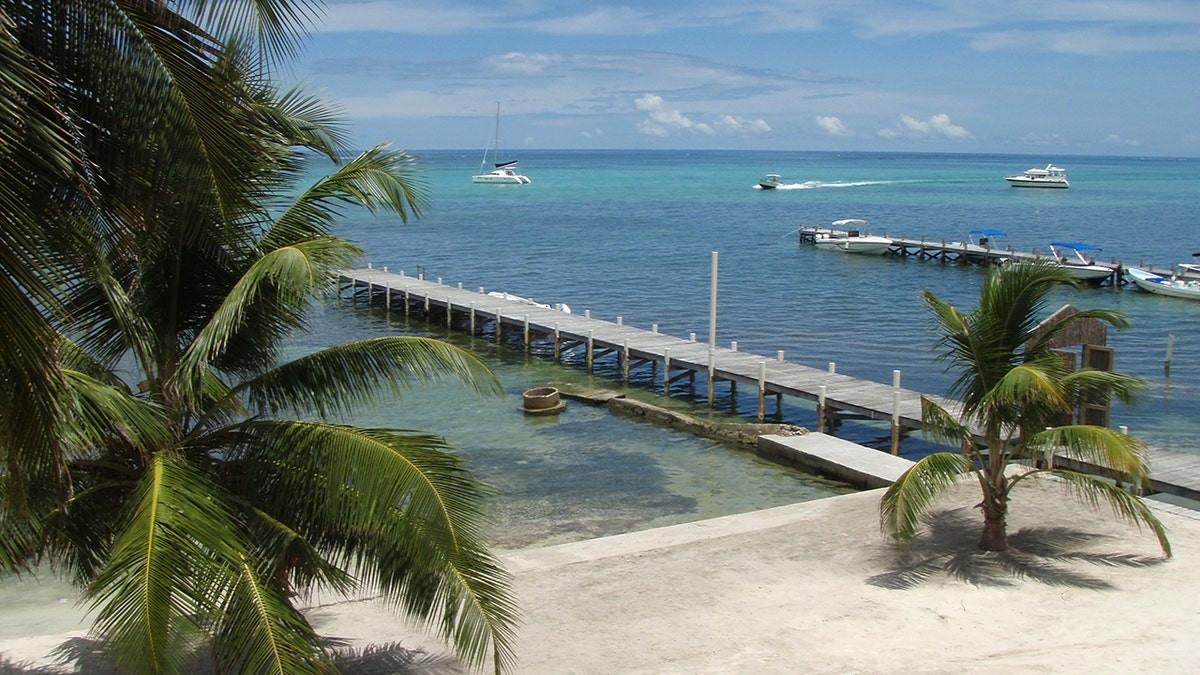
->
[339,267,1200,502]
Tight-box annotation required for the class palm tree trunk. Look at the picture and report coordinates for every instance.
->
[978,484,1009,551]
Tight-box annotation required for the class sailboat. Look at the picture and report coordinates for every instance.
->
[472,102,530,184]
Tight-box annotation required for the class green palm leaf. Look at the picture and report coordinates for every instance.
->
[87,453,246,674]
[881,453,976,545]
[228,420,518,673]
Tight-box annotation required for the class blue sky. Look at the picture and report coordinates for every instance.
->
[293,1,1200,156]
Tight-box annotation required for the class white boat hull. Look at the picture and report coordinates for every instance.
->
[814,234,892,255]
[473,169,531,184]
[1057,263,1112,282]
[1126,268,1200,301]
[1006,177,1069,188]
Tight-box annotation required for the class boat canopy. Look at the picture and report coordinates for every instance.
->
[494,159,520,169]
[970,229,1006,236]
[1050,241,1101,251]
[832,218,868,226]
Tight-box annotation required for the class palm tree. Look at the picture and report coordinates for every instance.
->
[880,261,1171,557]
[2,1,519,672]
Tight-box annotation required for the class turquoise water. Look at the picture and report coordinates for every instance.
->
[329,150,1200,452]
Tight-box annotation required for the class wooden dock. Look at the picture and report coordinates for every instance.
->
[338,267,1200,502]
[797,226,1190,285]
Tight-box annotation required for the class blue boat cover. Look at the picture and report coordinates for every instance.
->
[1050,241,1101,251]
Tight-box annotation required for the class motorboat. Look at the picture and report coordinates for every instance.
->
[758,174,782,190]
[948,228,1009,263]
[1006,164,1069,188]
[813,219,893,255]
[1125,267,1200,301]
[1048,242,1113,283]
[473,103,530,185]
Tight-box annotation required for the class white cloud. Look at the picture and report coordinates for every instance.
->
[816,115,851,136]
[881,113,972,140]
[716,114,771,134]
[635,94,715,136]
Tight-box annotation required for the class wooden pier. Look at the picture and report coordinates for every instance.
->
[338,267,1200,502]
[797,226,1189,285]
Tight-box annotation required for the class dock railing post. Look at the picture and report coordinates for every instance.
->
[707,348,715,406]
[891,370,902,455]
[757,361,766,420]
[623,339,630,383]
[817,385,827,433]
[663,348,671,397]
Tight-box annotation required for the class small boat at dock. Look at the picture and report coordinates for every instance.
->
[813,219,893,255]
[1126,256,1200,301]
[1048,242,1112,283]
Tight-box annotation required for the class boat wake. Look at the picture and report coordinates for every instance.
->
[776,180,894,190]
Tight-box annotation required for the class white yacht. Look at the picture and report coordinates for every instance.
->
[1006,164,1069,189]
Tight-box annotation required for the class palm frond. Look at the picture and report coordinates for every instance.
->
[212,556,336,674]
[918,396,976,453]
[227,420,518,673]
[261,145,429,253]
[239,336,503,420]
[1042,470,1171,557]
[880,452,976,544]
[1028,426,1152,487]
[87,453,245,674]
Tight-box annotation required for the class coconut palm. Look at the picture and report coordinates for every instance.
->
[880,261,1171,557]
[2,1,519,673]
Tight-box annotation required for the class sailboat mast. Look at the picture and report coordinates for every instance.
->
[492,101,501,166]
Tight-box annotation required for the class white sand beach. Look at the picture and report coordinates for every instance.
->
[4,480,1199,674]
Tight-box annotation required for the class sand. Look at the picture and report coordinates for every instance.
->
[4,480,1199,674]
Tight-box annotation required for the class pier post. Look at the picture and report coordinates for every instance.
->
[495,307,502,342]
[524,315,530,352]
[891,370,902,455]
[828,362,836,374]
[554,323,561,361]
[385,288,391,311]
[470,302,476,334]
[663,348,671,397]
[757,361,766,420]
[587,329,594,372]
[403,287,410,315]
[707,348,715,406]
[623,339,630,383]
[818,385,827,433]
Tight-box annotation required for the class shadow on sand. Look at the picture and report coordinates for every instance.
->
[1,638,464,675]
[868,507,1167,590]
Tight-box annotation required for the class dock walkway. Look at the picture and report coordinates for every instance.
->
[338,267,1200,502]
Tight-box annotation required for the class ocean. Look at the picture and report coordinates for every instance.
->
[305,149,1200,546]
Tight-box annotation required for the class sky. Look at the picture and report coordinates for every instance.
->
[291,1,1200,156]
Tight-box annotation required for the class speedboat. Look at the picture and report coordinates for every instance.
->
[1006,164,1069,188]
[1048,242,1113,283]
[758,174,782,190]
[813,219,893,255]
[1125,268,1200,301]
